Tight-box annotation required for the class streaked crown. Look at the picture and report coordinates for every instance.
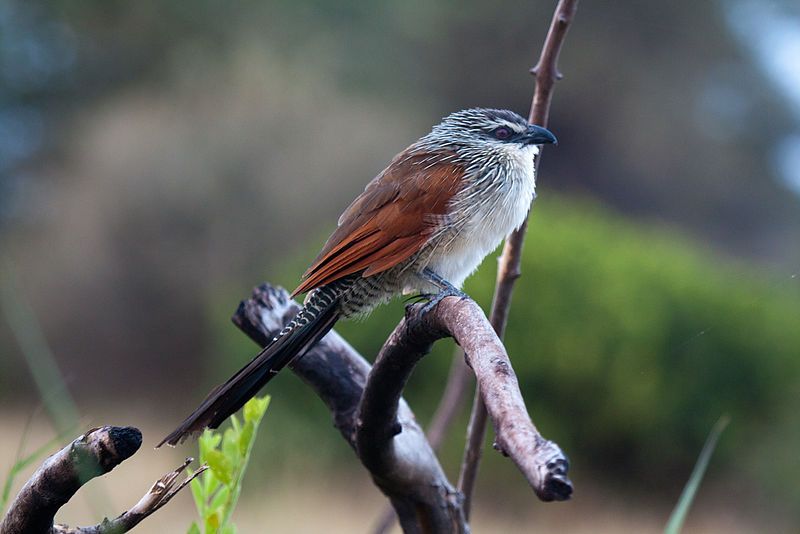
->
[417,108,556,153]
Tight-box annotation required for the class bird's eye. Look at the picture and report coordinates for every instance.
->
[492,127,512,140]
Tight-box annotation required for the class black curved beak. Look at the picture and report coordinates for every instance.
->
[521,124,557,145]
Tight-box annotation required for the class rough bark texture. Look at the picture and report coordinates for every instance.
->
[1,427,203,534]
[235,283,570,533]
[232,284,467,533]
[359,297,572,504]
[2,427,141,534]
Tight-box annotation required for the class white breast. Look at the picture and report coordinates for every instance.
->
[424,144,538,288]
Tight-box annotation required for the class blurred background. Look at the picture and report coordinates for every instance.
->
[1,0,799,532]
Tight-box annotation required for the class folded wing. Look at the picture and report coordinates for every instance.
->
[292,151,463,296]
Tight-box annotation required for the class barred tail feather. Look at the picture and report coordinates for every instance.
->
[158,291,341,447]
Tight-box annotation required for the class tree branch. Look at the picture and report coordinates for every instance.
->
[372,347,473,534]
[358,297,572,507]
[458,0,579,515]
[232,284,466,533]
[425,352,473,451]
[0,427,204,534]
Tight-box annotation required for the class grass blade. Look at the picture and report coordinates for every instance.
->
[1,423,78,512]
[0,262,80,434]
[0,260,110,517]
[664,415,730,534]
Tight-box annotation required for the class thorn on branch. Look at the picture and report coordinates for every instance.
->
[530,64,565,82]
[492,441,509,457]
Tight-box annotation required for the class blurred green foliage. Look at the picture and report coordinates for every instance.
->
[211,194,800,507]
[494,196,799,479]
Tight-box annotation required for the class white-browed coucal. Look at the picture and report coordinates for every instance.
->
[159,108,556,447]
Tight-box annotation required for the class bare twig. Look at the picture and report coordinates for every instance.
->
[232,284,467,533]
[426,352,472,450]
[0,426,202,534]
[458,0,579,515]
[53,459,209,534]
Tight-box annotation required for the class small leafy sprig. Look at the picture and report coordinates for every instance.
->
[188,396,270,534]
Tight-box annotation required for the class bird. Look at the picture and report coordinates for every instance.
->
[158,108,556,447]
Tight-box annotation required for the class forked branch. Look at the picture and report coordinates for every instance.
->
[232,284,466,533]
[358,297,571,504]
[0,426,205,534]
[233,284,569,533]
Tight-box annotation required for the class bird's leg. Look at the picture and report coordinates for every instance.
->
[416,268,469,314]
[421,268,468,298]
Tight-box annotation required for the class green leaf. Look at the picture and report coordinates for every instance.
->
[222,427,240,471]
[187,522,202,534]
[244,395,270,424]
[238,422,255,457]
[202,467,219,496]
[199,430,222,460]
[188,395,271,533]
[205,509,222,532]
[664,415,730,534]
[189,471,206,517]
[210,484,231,511]
[230,413,241,435]
[205,449,233,486]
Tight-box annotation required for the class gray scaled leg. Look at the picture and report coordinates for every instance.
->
[417,267,470,314]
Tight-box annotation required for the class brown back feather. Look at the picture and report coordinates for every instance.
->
[292,150,463,296]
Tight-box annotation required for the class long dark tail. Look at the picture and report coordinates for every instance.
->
[158,287,342,447]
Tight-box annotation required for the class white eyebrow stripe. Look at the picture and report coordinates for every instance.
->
[491,119,526,132]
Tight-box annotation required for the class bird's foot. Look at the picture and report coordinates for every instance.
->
[404,293,432,314]
[418,286,469,315]
[416,268,470,315]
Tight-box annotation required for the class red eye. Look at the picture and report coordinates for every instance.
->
[493,127,512,140]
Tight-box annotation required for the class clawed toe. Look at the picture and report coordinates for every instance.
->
[415,268,471,315]
[419,295,442,315]
[418,289,469,315]
[405,293,432,313]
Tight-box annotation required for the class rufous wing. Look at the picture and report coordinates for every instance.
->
[291,151,463,297]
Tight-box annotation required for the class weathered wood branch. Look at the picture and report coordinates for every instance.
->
[373,345,473,534]
[358,297,572,506]
[235,283,570,533]
[458,0,579,515]
[0,427,204,534]
[232,284,466,533]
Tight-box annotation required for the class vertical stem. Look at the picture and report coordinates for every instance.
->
[456,0,579,515]
[456,382,488,519]
[426,351,473,450]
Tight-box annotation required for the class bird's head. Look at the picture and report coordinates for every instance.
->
[419,108,557,156]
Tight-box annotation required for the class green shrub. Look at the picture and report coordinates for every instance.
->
[497,196,799,493]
